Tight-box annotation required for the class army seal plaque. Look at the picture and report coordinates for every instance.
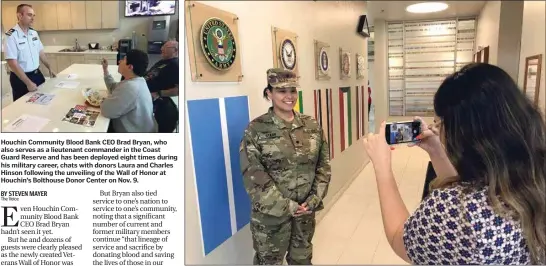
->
[200,17,237,71]
[319,47,329,75]
[280,38,297,70]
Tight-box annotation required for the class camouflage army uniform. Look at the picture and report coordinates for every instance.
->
[239,68,332,265]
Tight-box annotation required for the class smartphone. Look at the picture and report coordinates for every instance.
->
[385,121,421,145]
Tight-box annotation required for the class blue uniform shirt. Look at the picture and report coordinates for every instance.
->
[3,24,43,72]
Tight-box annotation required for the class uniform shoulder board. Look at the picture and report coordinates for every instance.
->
[5,29,15,36]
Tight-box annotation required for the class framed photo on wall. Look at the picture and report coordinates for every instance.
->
[473,46,489,64]
[481,46,489,63]
[523,54,543,107]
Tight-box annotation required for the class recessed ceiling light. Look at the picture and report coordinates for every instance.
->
[406,2,449,13]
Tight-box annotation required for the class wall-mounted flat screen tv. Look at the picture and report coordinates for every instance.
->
[125,0,176,17]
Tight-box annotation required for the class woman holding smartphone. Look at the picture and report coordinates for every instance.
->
[363,63,545,265]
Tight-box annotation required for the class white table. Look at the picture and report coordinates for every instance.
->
[1,64,121,133]
[1,62,11,108]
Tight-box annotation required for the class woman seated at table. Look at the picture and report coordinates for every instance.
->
[100,49,157,133]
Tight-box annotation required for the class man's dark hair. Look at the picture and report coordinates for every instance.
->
[125,49,149,76]
[17,4,33,14]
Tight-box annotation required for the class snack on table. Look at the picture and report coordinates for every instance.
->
[82,88,105,107]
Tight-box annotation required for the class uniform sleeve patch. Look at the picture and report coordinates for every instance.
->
[32,37,38,41]
[5,29,15,36]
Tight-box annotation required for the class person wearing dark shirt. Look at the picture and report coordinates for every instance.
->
[144,40,179,132]
[145,40,179,97]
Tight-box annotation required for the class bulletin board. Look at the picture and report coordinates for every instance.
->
[185,1,243,82]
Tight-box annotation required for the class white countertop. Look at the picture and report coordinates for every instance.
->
[43,46,118,55]
[1,64,121,133]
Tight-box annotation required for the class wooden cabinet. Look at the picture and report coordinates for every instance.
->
[42,3,59,31]
[84,54,117,65]
[1,1,119,31]
[56,55,75,73]
[56,2,72,30]
[40,53,117,77]
[101,0,119,29]
[30,2,44,31]
[85,1,102,30]
[71,55,86,64]
[70,1,87,30]
[39,54,58,78]
[1,3,17,30]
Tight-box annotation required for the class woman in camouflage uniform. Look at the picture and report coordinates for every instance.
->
[239,68,332,265]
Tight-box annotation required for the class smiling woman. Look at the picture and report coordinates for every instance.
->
[240,68,332,264]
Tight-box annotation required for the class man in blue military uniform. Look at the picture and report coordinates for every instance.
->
[3,4,56,102]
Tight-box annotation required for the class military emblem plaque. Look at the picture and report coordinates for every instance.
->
[319,47,329,75]
[314,40,331,80]
[200,17,237,71]
[280,38,297,71]
[356,53,365,79]
[340,49,351,79]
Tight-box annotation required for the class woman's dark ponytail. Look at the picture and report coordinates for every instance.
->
[263,84,271,100]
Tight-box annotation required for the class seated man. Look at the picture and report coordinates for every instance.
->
[144,40,179,133]
[101,49,157,133]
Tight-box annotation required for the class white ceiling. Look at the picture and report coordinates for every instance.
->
[367,1,486,25]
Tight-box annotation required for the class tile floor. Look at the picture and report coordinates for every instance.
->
[312,145,430,264]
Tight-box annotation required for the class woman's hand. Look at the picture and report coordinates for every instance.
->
[363,121,392,171]
[101,58,109,73]
[408,116,444,155]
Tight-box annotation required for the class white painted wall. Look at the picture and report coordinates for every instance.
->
[184,1,370,264]
[518,1,546,116]
[476,1,524,82]
[372,19,388,129]
[476,1,501,65]
[497,1,523,82]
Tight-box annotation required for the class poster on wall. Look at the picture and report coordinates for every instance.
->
[187,95,251,255]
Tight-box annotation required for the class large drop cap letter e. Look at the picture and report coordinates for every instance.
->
[2,206,19,227]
